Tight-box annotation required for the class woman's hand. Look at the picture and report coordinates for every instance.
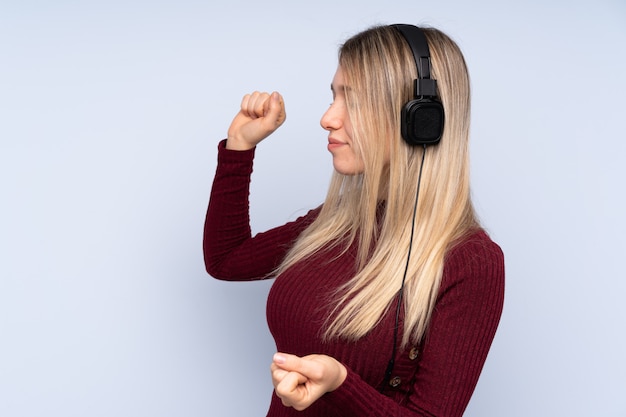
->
[270,352,347,411]
[226,91,286,150]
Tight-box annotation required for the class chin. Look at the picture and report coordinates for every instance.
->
[333,162,363,176]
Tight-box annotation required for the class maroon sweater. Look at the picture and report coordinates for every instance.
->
[204,140,505,417]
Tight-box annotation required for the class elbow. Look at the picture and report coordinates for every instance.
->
[203,238,229,280]
[203,254,229,281]
[203,252,247,281]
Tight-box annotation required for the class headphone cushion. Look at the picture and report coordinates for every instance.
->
[401,99,444,146]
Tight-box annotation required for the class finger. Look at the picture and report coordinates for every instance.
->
[280,370,308,388]
[270,363,290,386]
[273,353,322,380]
[262,92,271,116]
[263,91,286,127]
[275,371,308,405]
[241,91,260,119]
[240,93,252,117]
[248,91,270,119]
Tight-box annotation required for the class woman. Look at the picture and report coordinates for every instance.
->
[204,24,504,417]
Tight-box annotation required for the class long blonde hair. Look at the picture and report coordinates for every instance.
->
[277,25,477,347]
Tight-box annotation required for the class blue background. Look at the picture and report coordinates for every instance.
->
[1,0,625,415]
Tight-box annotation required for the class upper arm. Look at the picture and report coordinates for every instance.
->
[404,235,505,416]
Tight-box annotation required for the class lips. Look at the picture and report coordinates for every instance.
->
[327,138,346,151]
[328,137,343,144]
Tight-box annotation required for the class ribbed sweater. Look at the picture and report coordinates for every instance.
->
[204,140,505,417]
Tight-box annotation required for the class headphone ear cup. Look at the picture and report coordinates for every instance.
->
[401,98,445,146]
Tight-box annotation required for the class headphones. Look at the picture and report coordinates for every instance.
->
[379,24,443,391]
[393,24,445,146]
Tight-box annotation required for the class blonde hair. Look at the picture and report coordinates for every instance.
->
[277,25,477,347]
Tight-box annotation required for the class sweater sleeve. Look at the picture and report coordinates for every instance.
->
[203,140,319,281]
[322,232,505,417]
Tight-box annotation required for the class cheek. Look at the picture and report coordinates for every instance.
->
[333,148,364,175]
[344,117,354,141]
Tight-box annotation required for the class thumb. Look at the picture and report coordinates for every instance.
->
[263,91,286,128]
[273,353,315,377]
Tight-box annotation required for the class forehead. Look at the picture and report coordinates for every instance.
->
[330,66,348,91]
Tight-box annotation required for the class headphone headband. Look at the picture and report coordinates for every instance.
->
[392,24,444,146]
[392,24,438,98]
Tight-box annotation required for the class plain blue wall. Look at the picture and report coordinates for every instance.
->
[1,1,625,415]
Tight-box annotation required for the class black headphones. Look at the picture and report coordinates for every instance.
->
[393,24,445,146]
[379,24,443,392]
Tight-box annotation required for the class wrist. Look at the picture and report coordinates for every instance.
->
[330,362,348,392]
[225,136,255,151]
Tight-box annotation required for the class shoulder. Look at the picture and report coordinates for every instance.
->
[447,229,504,267]
[439,229,505,303]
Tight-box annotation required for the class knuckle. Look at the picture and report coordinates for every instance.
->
[275,384,289,398]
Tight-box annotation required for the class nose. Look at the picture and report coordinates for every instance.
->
[320,103,341,131]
